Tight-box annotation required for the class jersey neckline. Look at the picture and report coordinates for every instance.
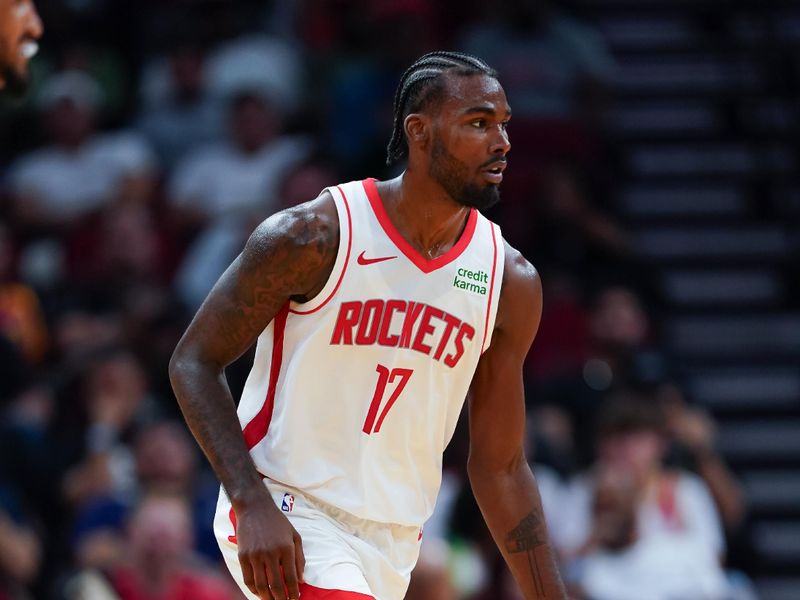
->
[362,178,478,275]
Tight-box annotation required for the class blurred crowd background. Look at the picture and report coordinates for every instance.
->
[1,0,799,599]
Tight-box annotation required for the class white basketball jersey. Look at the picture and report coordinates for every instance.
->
[234,178,505,526]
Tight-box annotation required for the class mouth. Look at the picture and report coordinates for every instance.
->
[481,161,507,184]
[19,40,39,60]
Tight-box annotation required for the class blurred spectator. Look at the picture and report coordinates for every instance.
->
[276,155,339,211]
[567,464,731,600]
[169,95,312,309]
[60,348,152,510]
[528,164,629,277]
[310,0,440,174]
[659,382,746,532]
[206,34,305,115]
[168,90,311,232]
[528,283,668,468]
[72,420,221,570]
[0,222,48,364]
[459,0,614,120]
[8,70,157,234]
[553,395,730,598]
[104,490,232,600]
[137,43,223,170]
[0,487,42,600]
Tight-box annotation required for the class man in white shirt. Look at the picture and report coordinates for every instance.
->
[9,70,156,230]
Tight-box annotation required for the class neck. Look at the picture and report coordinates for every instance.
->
[378,167,471,260]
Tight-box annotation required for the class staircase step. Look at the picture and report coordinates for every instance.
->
[613,55,762,94]
[743,471,800,512]
[756,577,800,600]
[688,367,800,412]
[718,421,800,461]
[635,226,789,261]
[629,143,755,176]
[612,103,721,136]
[669,314,800,358]
[753,521,800,564]
[598,16,699,49]
[740,99,798,136]
[662,270,781,306]
[621,184,746,218]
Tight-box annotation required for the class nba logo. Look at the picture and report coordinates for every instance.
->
[281,493,295,512]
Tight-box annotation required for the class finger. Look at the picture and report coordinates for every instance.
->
[252,555,274,600]
[267,559,288,600]
[240,557,258,598]
[293,531,305,583]
[281,549,301,600]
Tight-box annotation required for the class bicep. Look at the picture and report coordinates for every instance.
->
[175,203,337,369]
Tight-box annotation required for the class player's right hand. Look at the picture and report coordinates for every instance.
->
[235,497,305,600]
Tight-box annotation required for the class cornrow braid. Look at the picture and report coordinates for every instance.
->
[386,51,497,166]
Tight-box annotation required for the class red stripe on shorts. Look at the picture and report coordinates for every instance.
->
[298,583,375,599]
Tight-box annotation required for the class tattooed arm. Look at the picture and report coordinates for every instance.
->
[169,192,339,600]
[467,243,567,599]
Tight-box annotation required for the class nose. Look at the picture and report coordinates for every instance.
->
[490,124,510,156]
[26,1,44,39]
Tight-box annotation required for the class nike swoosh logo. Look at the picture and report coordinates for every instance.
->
[357,251,397,265]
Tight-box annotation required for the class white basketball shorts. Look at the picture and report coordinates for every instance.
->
[214,479,422,600]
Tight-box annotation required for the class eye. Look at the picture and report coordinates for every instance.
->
[470,119,486,129]
[501,121,510,131]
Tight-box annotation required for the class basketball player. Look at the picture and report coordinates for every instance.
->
[170,52,567,600]
[0,0,42,96]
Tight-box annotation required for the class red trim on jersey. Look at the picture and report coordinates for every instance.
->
[227,507,238,544]
[362,178,477,274]
[290,185,353,315]
[242,304,289,449]
[481,224,500,353]
[297,584,375,599]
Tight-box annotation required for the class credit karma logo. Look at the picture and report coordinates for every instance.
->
[453,267,488,296]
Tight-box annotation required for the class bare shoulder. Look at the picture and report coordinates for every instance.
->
[243,189,340,302]
[488,241,542,353]
[247,189,338,268]
[498,240,542,320]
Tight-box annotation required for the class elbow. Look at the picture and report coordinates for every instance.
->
[168,339,203,393]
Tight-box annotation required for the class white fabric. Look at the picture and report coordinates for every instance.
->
[168,136,311,218]
[237,179,505,527]
[577,531,732,600]
[551,470,725,558]
[215,479,420,600]
[206,34,305,111]
[9,131,155,218]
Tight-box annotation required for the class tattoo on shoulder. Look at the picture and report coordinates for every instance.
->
[212,204,339,349]
[506,510,548,596]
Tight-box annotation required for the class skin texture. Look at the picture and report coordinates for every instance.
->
[170,71,565,599]
[0,0,42,95]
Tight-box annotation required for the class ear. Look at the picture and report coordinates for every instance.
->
[404,113,430,152]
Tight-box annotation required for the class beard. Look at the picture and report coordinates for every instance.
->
[1,67,30,97]
[429,136,501,211]
[0,56,31,98]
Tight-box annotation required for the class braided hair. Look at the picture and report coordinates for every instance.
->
[385,51,496,166]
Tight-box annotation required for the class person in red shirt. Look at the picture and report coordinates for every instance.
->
[111,491,234,600]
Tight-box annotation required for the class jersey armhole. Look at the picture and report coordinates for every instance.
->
[289,185,353,315]
[480,223,505,353]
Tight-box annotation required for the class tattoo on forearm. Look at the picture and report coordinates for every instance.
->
[506,510,547,597]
